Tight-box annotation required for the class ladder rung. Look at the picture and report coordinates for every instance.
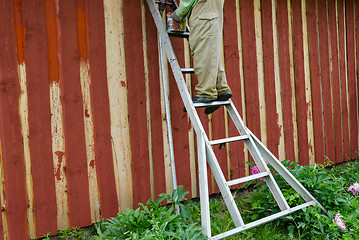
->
[226,172,269,186]
[181,68,195,74]
[209,136,249,146]
[193,100,230,108]
[167,31,190,38]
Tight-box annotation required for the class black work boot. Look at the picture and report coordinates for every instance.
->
[204,92,232,114]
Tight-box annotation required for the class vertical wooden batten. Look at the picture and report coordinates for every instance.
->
[338,0,351,161]
[50,0,92,228]
[76,0,101,223]
[23,0,59,236]
[140,0,155,200]
[240,0,261,168]
[272,0,286,161]
[13,0,36,237]
[345,0,359,158]
[291,0,311,165]
[277,0,296,162]
[318,0,336,164]
[254,0,267,146]
[262,0,280,159]
[123,0,152,206]
[328,0,344,164]
[47,0,68,230]
[87,0,119,219]
[103,0,133,210]
[288,0,299,163]
[302,0,317,165]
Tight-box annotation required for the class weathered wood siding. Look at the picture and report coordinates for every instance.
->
[0,0,358,238]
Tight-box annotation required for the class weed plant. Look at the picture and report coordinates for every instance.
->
[194,152,359,240]
[44,152,358,239]
[95,185,206,240]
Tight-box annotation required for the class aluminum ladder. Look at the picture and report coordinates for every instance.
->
[147,1,324,239]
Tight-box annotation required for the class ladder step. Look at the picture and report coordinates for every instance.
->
[211,201,316,240]
[209,136,249,146]
[193,100,230,109]
[180,68,195,74]
[167,31,190,38]
[226,172,269,186]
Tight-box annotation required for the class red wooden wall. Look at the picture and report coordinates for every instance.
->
[0,0,358,238]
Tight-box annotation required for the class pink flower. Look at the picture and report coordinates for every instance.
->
[251,166,261,175]
[333,214,347,231]
[347,182,359,195]
[251,166,262,180]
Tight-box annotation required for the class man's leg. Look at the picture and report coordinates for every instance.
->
[189,0,221,99]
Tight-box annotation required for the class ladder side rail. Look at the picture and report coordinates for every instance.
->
[205,144,244,227]
[248,130,325,211]
[197,133,211,237]
[225,101,290,211]
[159,33,179,213]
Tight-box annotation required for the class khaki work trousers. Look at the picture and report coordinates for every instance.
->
[189,0,231,98]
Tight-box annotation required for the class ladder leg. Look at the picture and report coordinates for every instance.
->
[197,133,211,237]
[205,143,245,227]
[248,130,325,211]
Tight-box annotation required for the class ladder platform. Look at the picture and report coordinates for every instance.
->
[211,201,316,240]
[180,68,195,74]
[226,172,269,186]
[193,100,230,108]
[167,31,190,38]
[209,135,249,146]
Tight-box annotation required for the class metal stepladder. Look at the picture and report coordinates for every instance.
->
[147,1,324,239]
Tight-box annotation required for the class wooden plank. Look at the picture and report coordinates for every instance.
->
[338,0,351,161]
[240,0,261,166]
[291,0,310,165]
[48,0,92,228]
[327,0,343,164]
[277,0,296,162]
[103,0,133,211]
[141,0,155,200]
[123,0,152,206]
[231,0,248,179]
[47,0,68,231]
[272,0,286,161]
[307,0,325,163]
[301,0,316,165]
[261,0,280,159]
[87,0,119,218]
[22,0,58,236]
[288,0,299,163]
[13,0,36,236]
[144,2,167,199]
[318,0,336,164]
[0,2,28,237]
[76,0,101,223]
[346,0,359,159]
[254,0,267,146]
